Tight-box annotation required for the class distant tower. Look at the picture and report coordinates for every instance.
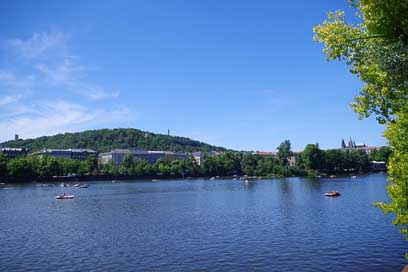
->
[348,137,353,149]
[341,139,346,149]
[14,134,19,141]
[168,129,170,136]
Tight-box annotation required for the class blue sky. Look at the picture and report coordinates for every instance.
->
[0,0,386,151]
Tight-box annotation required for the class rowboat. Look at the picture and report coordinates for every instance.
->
[325,191,341,197]
[55,194,74,200]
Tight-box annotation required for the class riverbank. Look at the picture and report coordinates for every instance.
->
[0,169,386,184]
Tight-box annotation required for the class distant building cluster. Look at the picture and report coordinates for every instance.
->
[340,138,380,153]
[99,149,189,165]
[0,143,222,165]
[0,134,387,170]
[192,151,220,165]
[99,149,221,165]
[31,148,97,160]
[0,147,28,159]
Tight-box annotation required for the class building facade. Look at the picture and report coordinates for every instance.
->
[32,148,97,160]
[99,149,190,165]
[254,151,278,158]
[340,138,381,153]
[192,151,220,165]
[0,147,28,158]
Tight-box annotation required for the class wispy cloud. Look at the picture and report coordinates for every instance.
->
[0,94,23,106]
[0,71,33,91]
[34,57,85,86]
[0,100,133,142]
[7,31,120,101]
[8,31,68,59]
[0,31,132,141]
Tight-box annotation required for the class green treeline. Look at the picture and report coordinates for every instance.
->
[1,128,226,153]
[0,141,391,180]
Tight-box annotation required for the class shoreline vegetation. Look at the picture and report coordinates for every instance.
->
[0,141,391,184]
[0,173,386,185]
[0,171,386,185]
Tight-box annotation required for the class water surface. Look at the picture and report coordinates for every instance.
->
[0,173,407,271]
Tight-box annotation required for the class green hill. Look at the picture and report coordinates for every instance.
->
[1,128,226,153]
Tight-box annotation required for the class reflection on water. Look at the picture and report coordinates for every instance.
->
[0,173,406,271]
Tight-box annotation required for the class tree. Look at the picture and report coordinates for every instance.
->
[314,0,408,257]
[277,140,292,166]
[7,158,35,178]
[314,1,408,124]
[241,154,257,176]
[86,154,98,173]
[0,153,7,177]
[302,144,324,170]
[201,156,219,176]
[122,154,133,169]
[369,146,392,163]
[60,158,81,175]
[133,159,151,176]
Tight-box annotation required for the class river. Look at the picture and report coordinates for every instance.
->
[0,173,406,271]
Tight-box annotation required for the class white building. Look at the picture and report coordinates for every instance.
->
[32,148,97,160]
[99,149,190,165]
[192,151,220,165]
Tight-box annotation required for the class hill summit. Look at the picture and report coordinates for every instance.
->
[1,128,226,153]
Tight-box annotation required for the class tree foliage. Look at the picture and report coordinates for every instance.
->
[314,1,408,123]
[1,139,388,180]
[314,0,408,256]
[277,140,292,165]
[302,144,324,170]
[0,128,226,153]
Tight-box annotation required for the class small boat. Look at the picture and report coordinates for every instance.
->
[79,184,89,188]
[325,191,341,197]
[151,179,160,182]
[210,177,215,181]
[60,183,66,187]
[330,175,336,178]
[55,194,75,200]
[74,183,80,187]
[112,180,117,183]
[351,175,357,179]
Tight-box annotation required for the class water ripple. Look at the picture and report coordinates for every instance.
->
[0,174,406,271]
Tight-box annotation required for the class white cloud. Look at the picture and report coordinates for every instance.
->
[0,99,133,142]
[7,31,120,101]
[0,94,22,106]
[78,84,120,100]
[34,57,85,86]
[9,32,68,59]
[35,58,119,100]
[0,31,130,141]
[0,71,33,91]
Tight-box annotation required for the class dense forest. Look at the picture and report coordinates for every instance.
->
[0,141,391,180]
[0,128,226,153]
